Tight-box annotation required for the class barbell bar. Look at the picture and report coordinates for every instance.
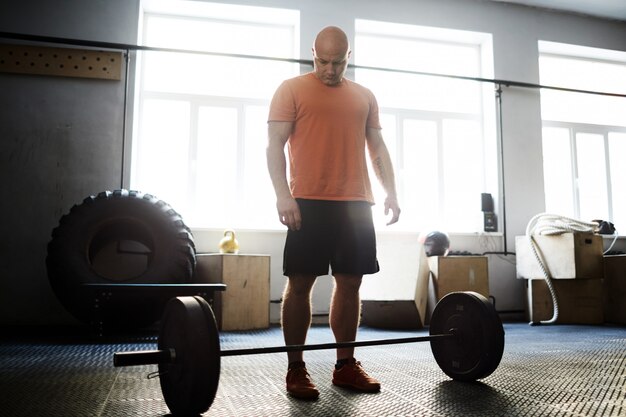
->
[115,333,455,366]
[113,291,505,416]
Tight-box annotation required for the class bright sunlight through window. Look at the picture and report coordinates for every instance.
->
[539,41,626,229]
[355,20,497,233]
[131,1,299,229]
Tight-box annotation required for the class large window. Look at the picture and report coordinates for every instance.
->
[355,20,497,232]
[131,1,299,229]
[539,41,626,229]
[132,10,497,232]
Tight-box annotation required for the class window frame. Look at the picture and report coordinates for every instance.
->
[539,41,626,227]
[355,20,497,233]
[541,120,626,222]
[130,2,300,230]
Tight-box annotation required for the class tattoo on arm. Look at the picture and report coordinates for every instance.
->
[373,156,387,186]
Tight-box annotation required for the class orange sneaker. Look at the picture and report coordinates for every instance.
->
[332,359,381,393]
[286,365,320,400]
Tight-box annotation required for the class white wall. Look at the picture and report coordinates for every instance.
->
[193,0,626,323]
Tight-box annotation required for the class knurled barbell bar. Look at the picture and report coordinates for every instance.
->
[113,291,505,416]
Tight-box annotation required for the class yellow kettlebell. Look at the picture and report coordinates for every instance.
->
[218,229,239,254]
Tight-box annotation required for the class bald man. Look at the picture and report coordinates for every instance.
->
[266,26,400,400]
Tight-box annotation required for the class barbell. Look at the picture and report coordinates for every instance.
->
[113,291,505,416]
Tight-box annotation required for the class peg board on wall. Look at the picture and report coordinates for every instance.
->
[0,43,122,80]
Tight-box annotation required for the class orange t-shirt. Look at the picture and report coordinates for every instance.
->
[268,72,381,204]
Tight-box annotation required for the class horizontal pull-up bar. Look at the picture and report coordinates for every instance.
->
[1,30,625,98]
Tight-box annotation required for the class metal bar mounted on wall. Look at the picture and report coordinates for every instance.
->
[2,31,625,98]
[494,84,509,255]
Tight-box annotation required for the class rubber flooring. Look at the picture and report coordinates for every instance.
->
[0,323,624,416]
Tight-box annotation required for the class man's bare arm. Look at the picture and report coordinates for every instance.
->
[266,121,301,230]
[366,127,401,225]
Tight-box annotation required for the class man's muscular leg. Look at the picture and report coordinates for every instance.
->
[329,274,363,359]
[282,274,317,363]
[329,273,381,393]
[282,274,320,399]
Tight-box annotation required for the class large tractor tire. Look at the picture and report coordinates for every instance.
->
[46,189,196,329]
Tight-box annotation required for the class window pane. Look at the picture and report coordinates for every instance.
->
[133,99,190,211]
[144,15,296,57]
[609,132,626,228]
[539,55,626,93]
[539,55,626,126]
[576,133,609,221]
[242,105,275,228]
[442,119,482,232]
[540,89,626,127]
[355,32,481,77]
[355,20,493,233]
[402,119,438,231]
[542,127,575,217]
[355,28,482,114]
[142,52,295,99]
[539,43,626,232]
[142,14,298,99]
[133,4,299,229]
[193,106,238,227]
[357,70,481,114]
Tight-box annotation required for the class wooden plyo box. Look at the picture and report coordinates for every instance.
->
[195,253,270,331]
[427,256,489,299]
[425,255,489,324]
[526,278,604,324]
[515,233,603,279]
[604,255,626,325]
[361,245,430,329]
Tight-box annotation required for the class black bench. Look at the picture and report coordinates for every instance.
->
[80,283,227,335]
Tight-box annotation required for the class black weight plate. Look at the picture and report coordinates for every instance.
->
[158,296,221,416]
[429,291,504,382]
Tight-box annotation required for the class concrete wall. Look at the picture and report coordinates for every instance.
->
[0,0,140,325]
[1,0,624,326]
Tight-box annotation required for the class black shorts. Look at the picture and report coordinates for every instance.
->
[283,199,379,276]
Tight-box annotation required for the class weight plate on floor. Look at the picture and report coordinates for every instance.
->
[158,296,221,416]
[429,291,504,382]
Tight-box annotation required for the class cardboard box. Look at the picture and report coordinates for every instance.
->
[427,256,489,299]
[526,278,604,324]
[361,245,429,329]
[195,253,270,331]
[515,233,603,279]
[604,255,626,325]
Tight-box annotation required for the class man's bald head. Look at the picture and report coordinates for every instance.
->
[312,26,351,86]
[313,26,350,57]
